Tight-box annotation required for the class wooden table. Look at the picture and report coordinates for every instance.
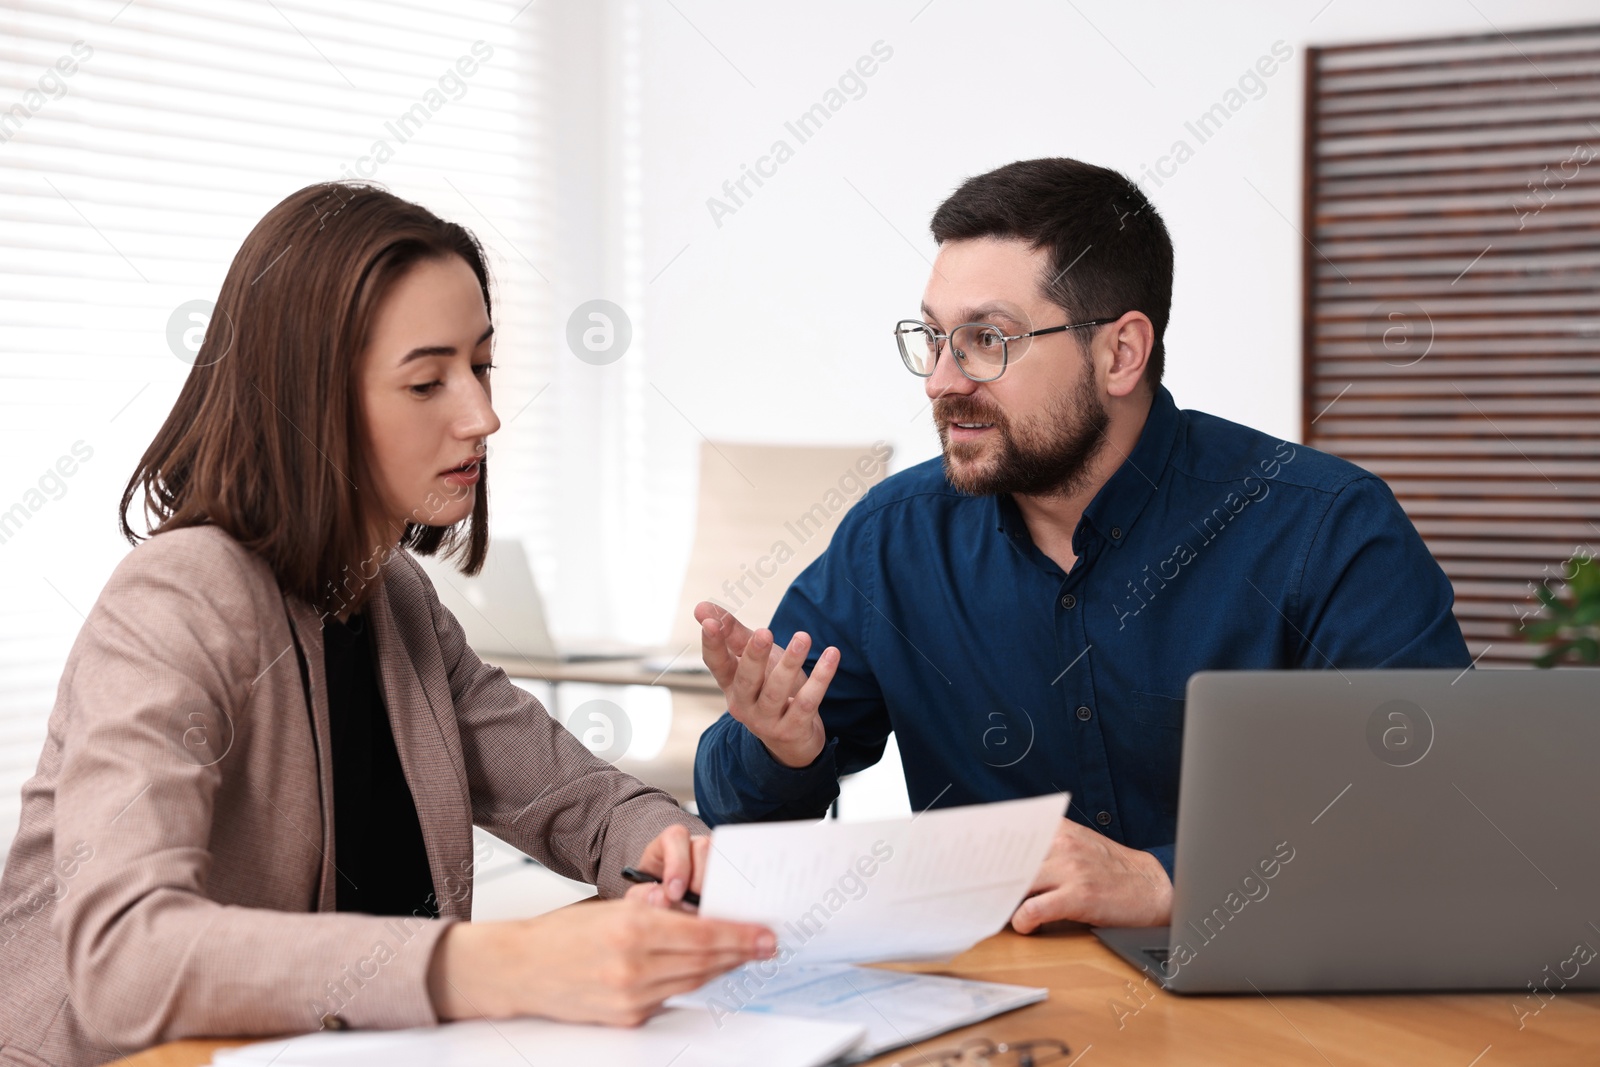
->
[111,924,1600,1066]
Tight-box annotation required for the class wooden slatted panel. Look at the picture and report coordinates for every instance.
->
[1303,25,1600,667]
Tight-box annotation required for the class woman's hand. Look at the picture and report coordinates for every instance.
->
[428,900,775,1026]
[626,824,711,908]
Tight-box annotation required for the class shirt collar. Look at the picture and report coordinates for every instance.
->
[1080,384,1181,550]
[990,385,1182,552]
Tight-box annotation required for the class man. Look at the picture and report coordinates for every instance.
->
[692,157,1469,930]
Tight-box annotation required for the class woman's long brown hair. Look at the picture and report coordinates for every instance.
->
[119,182,491,616]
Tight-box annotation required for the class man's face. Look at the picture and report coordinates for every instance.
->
[920,237,1108,498]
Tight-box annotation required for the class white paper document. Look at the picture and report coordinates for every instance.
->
[669,964,1048,1062]
[699,792,1068,965]
[210,1008,863,1067]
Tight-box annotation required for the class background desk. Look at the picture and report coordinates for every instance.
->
[110,926,1600,1067]
[481,654,723,695]
[481,654,723,805]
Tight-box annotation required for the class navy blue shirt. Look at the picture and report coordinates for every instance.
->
[693,387,1470,877]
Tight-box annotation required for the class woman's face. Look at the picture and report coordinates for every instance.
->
[359,254,500,545]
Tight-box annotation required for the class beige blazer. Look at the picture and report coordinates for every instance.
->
[0,526,701,1067]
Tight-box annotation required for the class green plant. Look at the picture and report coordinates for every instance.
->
[1521,553,1600,667]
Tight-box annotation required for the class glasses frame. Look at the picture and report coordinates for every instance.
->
[888,1036,1072,1067]
[895,316,1119,383]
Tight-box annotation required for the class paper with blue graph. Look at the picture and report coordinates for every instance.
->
[670,963,1048,1062]
[697,792,1068,966]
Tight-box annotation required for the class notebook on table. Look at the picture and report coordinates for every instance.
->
[210,1007,864,1067]
[670,963,1048,1063]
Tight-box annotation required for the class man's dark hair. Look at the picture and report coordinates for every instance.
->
[929,157,1174,388]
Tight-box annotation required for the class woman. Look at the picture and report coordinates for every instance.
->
[0,182,773,1067]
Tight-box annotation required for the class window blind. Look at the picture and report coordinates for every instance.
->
[0,0,552,851]
[1303,24,1600,668]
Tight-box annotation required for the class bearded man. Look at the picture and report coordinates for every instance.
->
[690,157,1469,930]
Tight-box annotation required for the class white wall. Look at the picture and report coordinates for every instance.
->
[0,1,552,851]
[551,0,1600,642]
[5,2,1598,852]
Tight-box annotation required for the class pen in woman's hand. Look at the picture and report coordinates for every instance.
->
[621,865,701,907]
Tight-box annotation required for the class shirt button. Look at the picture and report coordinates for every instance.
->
[1076,706,1092,722]
[1111,526,1123,540]
[1096,811,1112,827]
[1060,593,1076,609]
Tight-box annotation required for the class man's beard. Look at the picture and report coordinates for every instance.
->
[934,368,1110,498]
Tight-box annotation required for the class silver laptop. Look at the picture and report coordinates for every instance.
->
[414,539,642,662]
[1095,668,1600,993]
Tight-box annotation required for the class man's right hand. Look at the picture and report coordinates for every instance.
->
[694,601,838,769]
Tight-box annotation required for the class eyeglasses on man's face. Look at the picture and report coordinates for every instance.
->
[895,316,1117,383]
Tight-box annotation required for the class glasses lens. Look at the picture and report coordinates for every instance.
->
[952,324,1006,380]
[896,322,938,375]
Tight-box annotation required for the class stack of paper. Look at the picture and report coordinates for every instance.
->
[699,792,1068,965]
[670,964,1048,1062]
[209,1008,864,1067]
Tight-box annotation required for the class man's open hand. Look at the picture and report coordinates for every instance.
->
[695,601,837,769]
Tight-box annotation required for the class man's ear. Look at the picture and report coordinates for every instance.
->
[1101,311,1154,399]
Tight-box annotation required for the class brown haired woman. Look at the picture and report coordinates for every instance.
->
[0,182,774,1067]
